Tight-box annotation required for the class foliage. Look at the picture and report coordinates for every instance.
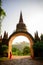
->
[0,0,1,6]
[40,34,43,41]
[1,45,8,52]
[0,7,6,17]
[33,41,43,57]
[12,47,22,56]
[22,46,30,55]
[0,57,8,61]
[0,0,6,18]
[12,46,31,56]
[0,44,8,57]
[0,0,6,34]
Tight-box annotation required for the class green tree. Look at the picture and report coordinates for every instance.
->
[12,47,22,55]
[0,44,8,57]
[34,31,40,42]
[40,34,43,41]
[0,0,6,35]
[23,46,30,55]
[33,41,43,57]
[12,47,17,52]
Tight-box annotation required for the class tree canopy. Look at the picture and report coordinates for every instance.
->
[0,0,6,19]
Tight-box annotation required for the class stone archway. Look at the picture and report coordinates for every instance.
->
[8,32,34,58]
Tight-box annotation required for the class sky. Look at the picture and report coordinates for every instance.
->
[12,36,30,44]
[1,0,43,38]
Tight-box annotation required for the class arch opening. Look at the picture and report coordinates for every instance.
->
[12,36,31,56]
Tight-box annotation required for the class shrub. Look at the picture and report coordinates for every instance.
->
[23,46,30,55]
[12,47,22,55]
[0,44,8,57]
[33,41,43,57]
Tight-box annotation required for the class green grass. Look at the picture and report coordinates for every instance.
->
[0,57,8,61]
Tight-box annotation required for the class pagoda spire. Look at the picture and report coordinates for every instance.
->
[19,11,23,23]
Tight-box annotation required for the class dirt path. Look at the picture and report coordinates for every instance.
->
[12,56,31,59]
[0,56,43,65]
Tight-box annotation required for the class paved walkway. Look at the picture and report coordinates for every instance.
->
[0,56,43,65]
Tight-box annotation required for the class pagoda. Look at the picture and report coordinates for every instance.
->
[16,12,27,32]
